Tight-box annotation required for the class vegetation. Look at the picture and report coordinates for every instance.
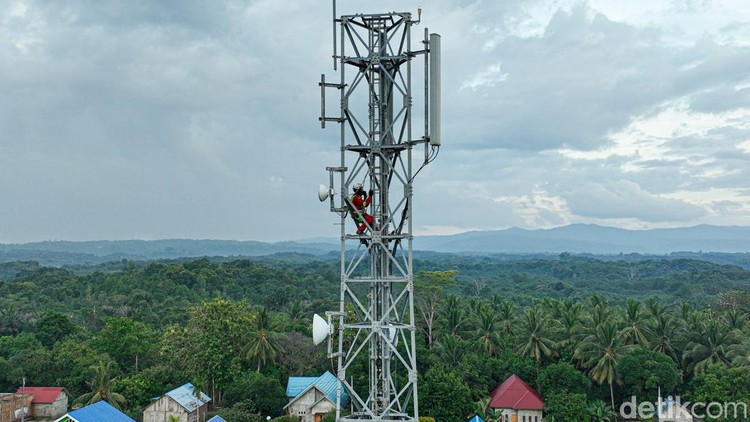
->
[1,254,750,420]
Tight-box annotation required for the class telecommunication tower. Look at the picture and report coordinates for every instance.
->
[315,2,441,421]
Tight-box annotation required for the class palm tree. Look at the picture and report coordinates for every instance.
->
[645,297,667,319]
[191,381,206,422]
[588,295,612,328]
[246,307,284,372]
[730,340,750,369]
[496,300,516,335]
[435,335,468,367]
[574,320,630,410]
[587,399,616,422]
[440,296,467,338]
[286,299,308,324]
[724,309,746,332]
[475,309,502,357]
[557,301,584,355]
[621,299,652,347]
[683,317,736,375]
[0,303,22,335]
[75,360,127,410]
[651,313,683,363]
[474,397,502,422]
[515,308,557,362]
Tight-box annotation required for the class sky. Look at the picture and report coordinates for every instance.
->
[2,0,750,243]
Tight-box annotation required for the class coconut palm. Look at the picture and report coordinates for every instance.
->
[246,307,284,372]
[474,397,502,422]
[496,300,516,335]
[516,307,557,362]
[729,340,750,369]
[75,360,127,410]
[683,317,736,375]
[587,399,616,422]
[435,335,468,367]
[724,309,746,332]
[645,297,667,319]
[475,309,502,357]
[440,296,467,338]
[651,313,683,363]
[621,299,652,347]
[557,301,585,353]
[574,320,630,409]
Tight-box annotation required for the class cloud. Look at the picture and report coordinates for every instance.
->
[562,180,706,221]
[1,0,750,242]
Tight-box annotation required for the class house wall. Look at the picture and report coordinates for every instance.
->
[142,396,188,422]
[499,409,543,422]
[0,394,33,422]
[310,399,335,421]
[32,393,68,419]
[288,389,328,422]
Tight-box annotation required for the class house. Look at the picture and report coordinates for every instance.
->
[468,416,486,422]
[489,375,544,422]
[142,382,211,422]
[206,417,227,422]
[54,401,135,422]
[284,371,349,422]
[14,387,68,420]
[0,393,33,422]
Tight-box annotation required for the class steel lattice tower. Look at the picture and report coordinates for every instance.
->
[318,4,440,422]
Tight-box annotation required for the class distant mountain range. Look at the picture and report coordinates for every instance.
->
[414,224,750,254]
[1,224,749,266]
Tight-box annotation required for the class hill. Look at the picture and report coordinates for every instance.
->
[2,224,750,267]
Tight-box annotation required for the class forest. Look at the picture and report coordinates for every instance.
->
[1,254,750,421]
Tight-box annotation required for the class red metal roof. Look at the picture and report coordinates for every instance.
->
[489,375,544,410]
[14,387,65,404]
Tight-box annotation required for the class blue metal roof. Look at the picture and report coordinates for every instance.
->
[468,416,485,422]
[286,376,318,398]
[207,417,227,422]
[286,371,349,406]
[165,382,211,413]
[66,401,135,422]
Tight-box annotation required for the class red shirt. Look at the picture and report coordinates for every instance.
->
[352,192,372,211]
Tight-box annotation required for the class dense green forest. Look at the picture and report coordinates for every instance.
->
[1,254,750,421]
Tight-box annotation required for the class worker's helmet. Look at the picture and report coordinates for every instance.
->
[353,182,363,191]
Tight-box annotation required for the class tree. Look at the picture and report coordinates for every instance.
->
[474,308,502,357]
[224,372,287,416]
[515,307,557,362]
[537,362,590,397]
[617,348,681,401]
[434,335,468,368]
[687,364,750,421]
[75,360,127,410]
[651,312,683,363]
[246,307,284,372]
[93,317,156,372]
[439,296,467,338]
[473,397,502,422]
[161,299,255,403]
[543,391,588,422]
[415,270,457,348]
[575,320,630,409]
[683,317,737,375]
[420,366,473,422]
[621,299,651,347]
[587,399,616,422]
[35,311,78,348]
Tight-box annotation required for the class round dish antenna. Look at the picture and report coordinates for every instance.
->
[317,184,330,202]
[312,313,330,345]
